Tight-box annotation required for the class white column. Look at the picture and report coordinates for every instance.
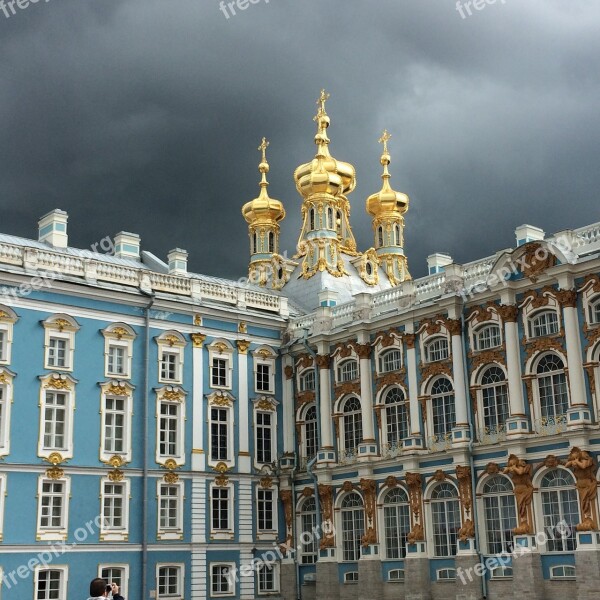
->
[191,334,205,471]
[318,354,333,449]
[358,344,375,442]
[563,297,587,406]
[239,546,255,600]
[503,311,527,416]
[449,321,469,427]
[282,354,295,454]
[190,543,207,599]
[405,333,421,437]
[237,341,251,472]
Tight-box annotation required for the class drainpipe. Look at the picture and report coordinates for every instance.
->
[141,291,155,600]
[288,361,301,600]
[460,307,487,599]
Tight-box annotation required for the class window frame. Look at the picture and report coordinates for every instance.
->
[210,562,235,597]
[429,482,461,558]
[0,473,6,541]
[208,342,234,390]
[298,496,318,564]
[253,348,276,394]
[378,348,403,374]
[337,359,359,383]
[381,386,409,453]
[529,310,560,338]
[428,377,456,441]
[99,382,134,464]
[0,306,17,365]
[478,366,510,441]
[156,388,186,467]
[340,396,363,457]
[36,475,71,541]
[38,375,76,462]
[156,331,186,385]
[381,486,411,559]
[0,368,15,458]
[102,324,136,379]
[157,479,184,540]
[480,474,517,555]
[257,562,280,595]
[424,336,449,363]
[98,564,129,599]
[34,566,68,600]
[207,392,235,468]
[473,323,502,351]
[210,483,235,540]
[256,486,277,537]
[339,492,365,562]
[100,476,130,542]
[43,315,78,372]
[156,563,185,600]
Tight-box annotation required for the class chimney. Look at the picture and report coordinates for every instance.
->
[515,224,545,247]
[38,209,68,248]
[168,248,188,275]
[427,252,453,275]
[114,232,141,260]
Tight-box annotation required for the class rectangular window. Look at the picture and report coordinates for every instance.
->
[256,412,273,464]
[212,357,228,387]
[103,397,126,454]
[36,569,65,600]
[257,489,274,531]
[103,482,125,529]
[43,392,67,450]
[157,566,182,600]
[212,487,230,530]
[47,338,68,368]
[108,345,126,376]
[160,352,178,381]
[39,480,65,529]
[211,564,234,596]
[257,564,278,593]
[159,484,180,530]
[100,567,127,598]
[0,330,6,362]
[301,509,317,564]
[159,402,180,457]
[256,363,271,392]
[210,408,228,461]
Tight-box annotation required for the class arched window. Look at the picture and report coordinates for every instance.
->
[309,209,315,231]
[540,469,579,552]
[480,366,509,436]
[474,324,502,351]
[425,337,449,363]
[383,488,411,559]
[537,354,569,420]
[431,378,456,438]
[365,262,373,276]
[379,349,402,373]
[590,297,600,325]
[341,493,365,561]
[304,405,318,463]
[430,483,460,557]
[383,387,409,449]
[529,310,559,338]
[268,231,275,253]
[482,475,517,554]
[377,227,384,248]
[299,497,318,564]
[299,370,316,392]
[327,207,334,230]
[343,397,363,454]
[338,359,358,382]
[394,224,400,246]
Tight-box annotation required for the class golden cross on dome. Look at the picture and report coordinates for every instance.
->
[379,130,392,154]
[258,137,269,163]
[314,89,330,121]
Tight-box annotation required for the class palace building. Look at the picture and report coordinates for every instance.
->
[0,91,599,600]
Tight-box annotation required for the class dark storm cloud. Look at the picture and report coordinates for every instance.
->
[0,0,599,280]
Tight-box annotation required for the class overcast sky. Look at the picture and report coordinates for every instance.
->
[0,0,598,280]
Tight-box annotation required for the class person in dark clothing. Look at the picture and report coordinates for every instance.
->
[86,578,125,600]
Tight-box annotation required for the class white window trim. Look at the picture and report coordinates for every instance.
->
[210,561,236,597]
[376,347,403,375]
[336,359,359,383]
[104,337,133,379]
[157,331,186,385]
[253,348,276,395]
[252,397,279,468]
[0,306,17,365]
[256,484,278,539]
[208,341,234,390]
[257,562,280,595]
[209,482,235,540]
[0,368,15,459]
[472,323,503,352]
[550,564,576,580]
[43,315,79,372]
[99,382,134,464]
[34,566,69,600]
[157,479,184,540]
[388,568,405,582]
[98,564,130,599]
[343,571,359,584]
[99,476,131,542]
[0,473,6,542]
[36,475,71,541]
[155,387,187,467]
[38,375,76,462]
[207,392,235,469]
[436,568,456,581]
[156,563,185,600]
[423,336,450,363]
[528,309,561,339]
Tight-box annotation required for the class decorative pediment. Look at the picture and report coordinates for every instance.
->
[43,314,80,332]
[41,373,78,391]
[157,385,187,402]
[102,323,136,340]
[253,396,279,412]
[157,330,187,348]
[207,390,235,407]
[101,380,135,397]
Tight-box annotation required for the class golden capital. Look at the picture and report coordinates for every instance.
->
[191,332,206,348]
[237,339,251,354]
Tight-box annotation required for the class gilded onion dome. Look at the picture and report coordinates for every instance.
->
[242,138,285,227]
[293,90,356,198]
[366,130,409,218]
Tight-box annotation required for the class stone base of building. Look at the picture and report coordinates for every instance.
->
[404,556,431,600]
[280,559,298,600]
[316,560,341,600]
[358,557,383,600]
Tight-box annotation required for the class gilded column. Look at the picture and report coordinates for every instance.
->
[404,331,423,449]
[498,304,530,435]
[447,318,470,445]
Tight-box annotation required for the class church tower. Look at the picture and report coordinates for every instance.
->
[293,90,359,279]
[242,138,287,287]
[366,131,411,285]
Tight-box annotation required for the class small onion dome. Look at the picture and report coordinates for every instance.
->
[294,90,356,198]
[366,130,409,218]
[242,138,285,225]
